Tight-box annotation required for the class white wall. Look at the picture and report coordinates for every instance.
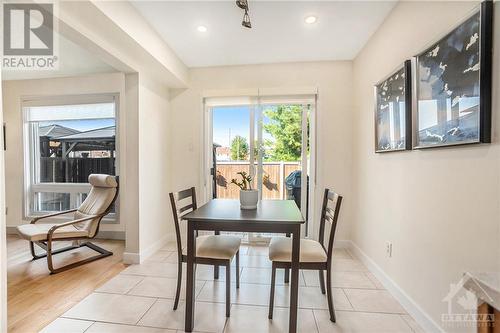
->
[2,73,128,235]
[352,1,500,331]
[170,61,354,240]
[138,75,173,258]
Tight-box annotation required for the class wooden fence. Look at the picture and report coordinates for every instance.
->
[40,157,115,183]
[215,162,300,199]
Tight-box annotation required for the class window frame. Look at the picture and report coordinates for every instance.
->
[21,93,120,223]
[203,93,317,239]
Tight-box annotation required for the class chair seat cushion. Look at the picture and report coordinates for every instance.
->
[269,237,327,263]
[16,223,89,242]
[182,235,241,260]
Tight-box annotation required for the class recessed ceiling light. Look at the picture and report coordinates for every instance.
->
[305,16,317,24]
[197,26,208,33]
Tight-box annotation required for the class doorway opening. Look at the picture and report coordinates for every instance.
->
[205,96,316,242]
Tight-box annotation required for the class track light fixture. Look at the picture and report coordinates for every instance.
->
[236,0,247,10]
[242,9,251,28]
[236,0,252,29]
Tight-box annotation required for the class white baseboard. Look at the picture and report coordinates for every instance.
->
[123,252,141,264]
[140,233,173,263]
[346,240,443,333]
[123,233,174,265]
[333,239,351,249]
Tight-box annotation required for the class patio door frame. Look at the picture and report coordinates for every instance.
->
[202,90,317,239]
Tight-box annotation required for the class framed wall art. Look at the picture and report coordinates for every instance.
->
[413,1,493,149]
[374,60,412,152]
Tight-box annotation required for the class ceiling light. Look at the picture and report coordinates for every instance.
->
[305,16,317,24]
[197,26,207,33]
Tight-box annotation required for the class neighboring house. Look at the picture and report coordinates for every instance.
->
[215,146,231,161]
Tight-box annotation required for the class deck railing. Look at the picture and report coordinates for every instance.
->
[215,161,300,200]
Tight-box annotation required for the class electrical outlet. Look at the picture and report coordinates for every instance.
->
[385,241,393,258]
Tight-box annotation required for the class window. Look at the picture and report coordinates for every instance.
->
[22,94,118,218]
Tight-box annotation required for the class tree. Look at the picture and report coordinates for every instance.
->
[230,135,249,161]
[263,105,307,161]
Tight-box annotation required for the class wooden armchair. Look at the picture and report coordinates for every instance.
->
[16,174,119,274]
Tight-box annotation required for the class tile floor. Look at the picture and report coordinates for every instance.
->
[41,244,424,333]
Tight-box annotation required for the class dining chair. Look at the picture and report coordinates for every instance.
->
[169,187,241,317]
[16,174,119,274]
[268,188,342,322]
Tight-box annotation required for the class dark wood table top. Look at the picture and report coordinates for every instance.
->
[182,199,305,224]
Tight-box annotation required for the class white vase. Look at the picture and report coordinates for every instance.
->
[239,189,258,210]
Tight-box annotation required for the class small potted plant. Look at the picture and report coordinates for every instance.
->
[231,171,258,209]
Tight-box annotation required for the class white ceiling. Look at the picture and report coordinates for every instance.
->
[132,1,397,67]
[2,31,116,81]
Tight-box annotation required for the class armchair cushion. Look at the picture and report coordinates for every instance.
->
[74,186,116,237]
[182,235,241,260]
[74,174,117,237]
[269,237,327,263]
[17,223,89,242]
[89,174,118,188]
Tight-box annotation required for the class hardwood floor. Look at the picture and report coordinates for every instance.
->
[7,234,126,333]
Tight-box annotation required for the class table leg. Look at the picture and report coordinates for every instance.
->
[214,230,220,279]
[284,233,290,283]
[289,226,300,333]
[185,223,196,332]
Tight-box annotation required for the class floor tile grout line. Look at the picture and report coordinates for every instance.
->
[124,275,147,295]
[400,313,419,333]
[194,279,382,291]
[59,305,409,328]
[82,321,96,333]
[134,297,160,326]
[341,287,355,311]
[85,320,181,333]
[220,304,232,333]
[311,308,322,333]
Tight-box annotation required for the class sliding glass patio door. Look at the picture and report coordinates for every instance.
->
[207,97,314,241]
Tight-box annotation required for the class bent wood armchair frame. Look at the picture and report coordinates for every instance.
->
[29,178,119,274]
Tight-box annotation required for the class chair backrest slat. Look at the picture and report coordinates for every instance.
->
[325,207,335,223]
[178,203,194,214]
[318,188,343,264]
[169,187,197,258]
[175,188,194,201]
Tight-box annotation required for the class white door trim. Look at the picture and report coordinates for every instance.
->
[0,68,7,333]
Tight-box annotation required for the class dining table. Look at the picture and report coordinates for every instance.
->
[182,199,305,333]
